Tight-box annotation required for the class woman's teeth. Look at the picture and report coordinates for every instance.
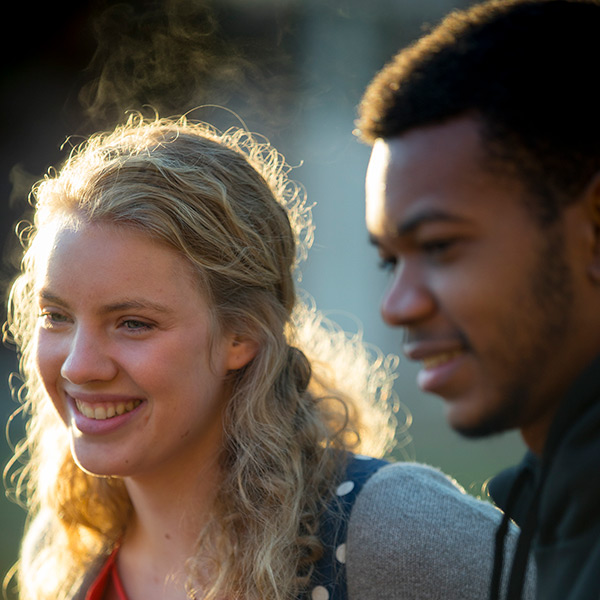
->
[75,399,142,420]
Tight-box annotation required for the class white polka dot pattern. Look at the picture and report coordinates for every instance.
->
[335,543,346,564]
[311,585,330,600]
[307,455,385,599]
[336,480,355,496]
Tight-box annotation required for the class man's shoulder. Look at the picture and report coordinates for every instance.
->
[346,462,531,600]
[350,463,508,543]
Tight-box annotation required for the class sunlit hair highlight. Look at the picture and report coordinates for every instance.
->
[4,114,397,600]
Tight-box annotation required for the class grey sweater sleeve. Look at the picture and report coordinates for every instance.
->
[346,462,535,600]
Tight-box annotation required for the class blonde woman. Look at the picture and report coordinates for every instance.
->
[5,115,530,600]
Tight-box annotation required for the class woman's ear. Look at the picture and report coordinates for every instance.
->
[225,335,260,371]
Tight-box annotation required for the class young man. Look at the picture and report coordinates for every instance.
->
[357,1,600,599]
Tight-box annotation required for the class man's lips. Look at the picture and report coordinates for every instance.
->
[403,340,467,366]
[403,339,469,395]
[420,349,465,369]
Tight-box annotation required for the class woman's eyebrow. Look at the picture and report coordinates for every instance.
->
[38,290,69,307]
[38,290,173,315]
[100,299,174,315]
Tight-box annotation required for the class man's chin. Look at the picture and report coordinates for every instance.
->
[444,391,523,439]
[449,408,517,438]
[452,420,512,439]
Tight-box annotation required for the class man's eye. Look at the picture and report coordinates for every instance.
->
[421,239,456,255]
[378,256,398,273]
[421,240,452,252]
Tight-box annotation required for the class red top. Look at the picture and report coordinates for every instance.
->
[85,546,129,600]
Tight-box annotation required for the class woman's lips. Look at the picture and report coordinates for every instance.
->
[65,393,146,434]
[74,397,142,420]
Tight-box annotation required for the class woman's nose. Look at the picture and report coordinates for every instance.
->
[60,328,118,384]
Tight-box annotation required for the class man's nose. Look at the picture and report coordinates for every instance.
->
[380,262,436,327]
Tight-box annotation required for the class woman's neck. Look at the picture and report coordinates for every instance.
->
[117,451,223,599]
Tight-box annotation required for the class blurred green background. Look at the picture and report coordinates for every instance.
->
[0,0,526,593]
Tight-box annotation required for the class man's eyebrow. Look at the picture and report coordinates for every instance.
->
[396,209,470,236]
[38,290,173,315]
[369,210,470,246]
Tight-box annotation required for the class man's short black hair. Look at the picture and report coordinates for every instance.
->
[357,0,600,223]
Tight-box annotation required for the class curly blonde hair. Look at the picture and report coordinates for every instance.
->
[4,114,397,600]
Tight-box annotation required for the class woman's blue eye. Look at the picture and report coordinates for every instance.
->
[122,319,152,331]
[39,311,68,324]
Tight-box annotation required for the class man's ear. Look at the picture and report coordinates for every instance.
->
[584,172,600,284]
[225,335,259,371]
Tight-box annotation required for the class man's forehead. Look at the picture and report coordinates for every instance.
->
[365,135,445,238]
[368,117,484,177]
[365,117,491,238]
[365,139,393,232]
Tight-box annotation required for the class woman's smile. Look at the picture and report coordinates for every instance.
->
[75,398,142,420]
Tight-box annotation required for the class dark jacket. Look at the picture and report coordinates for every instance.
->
[489,354,600,600]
